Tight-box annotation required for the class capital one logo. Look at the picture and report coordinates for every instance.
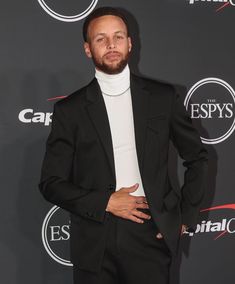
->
[18,96,66,126]
[37,0,98,22]
[184,78,235,144]
[42,206,72,266]
[186,204,235,240]
[18,109,52,126]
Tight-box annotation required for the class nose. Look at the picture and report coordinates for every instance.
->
[106,37,116,49]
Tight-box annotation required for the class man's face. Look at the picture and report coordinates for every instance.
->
[84,15,132,74]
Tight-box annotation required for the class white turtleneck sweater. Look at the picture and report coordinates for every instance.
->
[95,65,146,197]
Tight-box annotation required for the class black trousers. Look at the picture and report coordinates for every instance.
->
[73,208,172,284]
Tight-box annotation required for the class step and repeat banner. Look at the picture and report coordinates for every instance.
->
[1,1,234,283]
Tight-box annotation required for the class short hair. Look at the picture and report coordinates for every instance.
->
[83,7,130,42]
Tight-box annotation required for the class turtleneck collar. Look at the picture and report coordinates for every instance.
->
[95,64,130,96]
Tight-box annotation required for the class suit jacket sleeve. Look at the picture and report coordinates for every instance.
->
[169,88,209,230]
[39,102,112,223]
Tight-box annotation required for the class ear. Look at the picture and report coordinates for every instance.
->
[84,42,92,58]
[128,37,132,52]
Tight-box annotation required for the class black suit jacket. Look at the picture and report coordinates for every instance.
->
[39,73,208,272]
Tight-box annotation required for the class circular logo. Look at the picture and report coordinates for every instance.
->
[184,78,235,144]
[37,0,98,22]
[42,206,72,266]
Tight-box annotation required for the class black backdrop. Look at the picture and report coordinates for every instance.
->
[1,1,234,283]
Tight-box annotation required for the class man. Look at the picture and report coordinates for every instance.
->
[39,6,208,284]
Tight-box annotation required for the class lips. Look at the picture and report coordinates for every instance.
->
[104,51,121,60]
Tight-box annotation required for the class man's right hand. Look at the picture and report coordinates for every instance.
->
[105,183,151,223]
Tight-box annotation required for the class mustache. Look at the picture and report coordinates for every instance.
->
[104,51,121,56]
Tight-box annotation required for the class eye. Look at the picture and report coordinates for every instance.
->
[96,37,104,43]
[116,35,124,40]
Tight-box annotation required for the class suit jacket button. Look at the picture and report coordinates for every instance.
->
[108,184,114,190]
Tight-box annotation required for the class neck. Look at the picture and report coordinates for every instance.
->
[95,64,130,96]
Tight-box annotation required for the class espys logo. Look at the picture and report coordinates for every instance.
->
[42,206,72,266]
[184,78,235,144]
[37,0,98,22]
[188,0,235,12]
[186,204,235,239]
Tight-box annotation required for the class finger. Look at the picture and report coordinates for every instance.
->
[132,209,151,220]
[156,233,163,239]
[181,225,185,235]
[128,214,145,224]
[181,224,188,235]
[135,202,149,209]
[122,183,139,193]
[135,196,148,203]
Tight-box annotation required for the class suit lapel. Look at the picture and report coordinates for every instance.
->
[130,74,150,173]
[85,74,150,181]
[85,78,116,179]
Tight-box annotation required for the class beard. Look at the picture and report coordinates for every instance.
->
[91,50,130,75]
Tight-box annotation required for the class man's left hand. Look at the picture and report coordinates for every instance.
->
[156,224,188,239]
